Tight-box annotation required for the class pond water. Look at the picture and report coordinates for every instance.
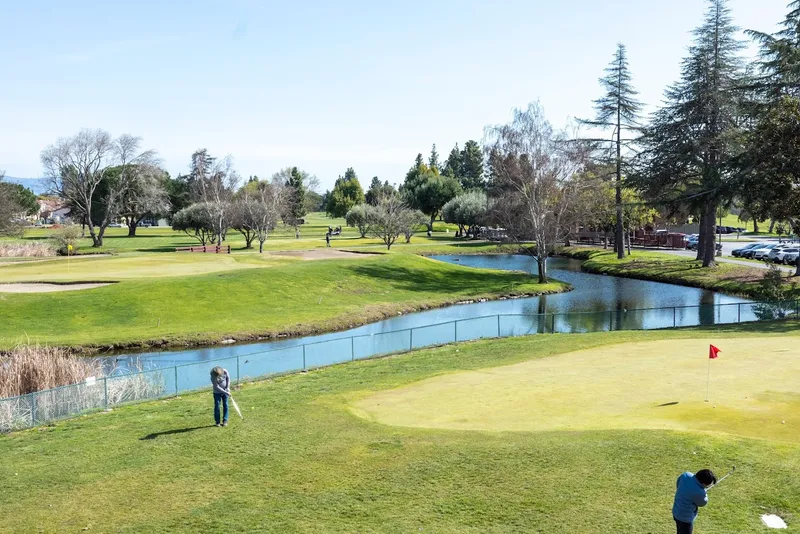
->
[106,255,754,372]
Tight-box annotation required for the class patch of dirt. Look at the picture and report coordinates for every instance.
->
[0,282,113,293]
[269,249,376,261]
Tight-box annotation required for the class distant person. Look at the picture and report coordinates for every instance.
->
[325,231,331,247]
[210,366,230,427]
[672,469,717,534]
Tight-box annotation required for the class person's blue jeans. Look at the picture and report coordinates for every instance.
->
[675,518,693,534]
[214,393,228,424]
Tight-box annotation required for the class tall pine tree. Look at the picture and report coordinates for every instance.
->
[633,0,744,267]
[460,140,485,190]
[429,144,440,171]
[443,144,461,178]
[580,43,642,259]
[748,2,800,101]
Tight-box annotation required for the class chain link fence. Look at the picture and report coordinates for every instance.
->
[2,299,795,432]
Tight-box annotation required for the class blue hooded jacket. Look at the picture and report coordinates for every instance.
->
[672,472,708,523]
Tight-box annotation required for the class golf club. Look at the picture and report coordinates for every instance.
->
[707,466,735,490]
[226,390,243,420]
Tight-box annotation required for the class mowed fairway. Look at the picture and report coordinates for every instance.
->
[1,326,799,533]
[0,252,565,349]
[353,338,800,442]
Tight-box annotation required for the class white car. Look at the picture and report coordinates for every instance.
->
[752,244,778,260]
[782,251,800,265]
[108,223,123,228]
[767,245,793,262]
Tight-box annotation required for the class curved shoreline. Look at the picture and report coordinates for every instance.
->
[557,247,769,299]
[30,282,573,356]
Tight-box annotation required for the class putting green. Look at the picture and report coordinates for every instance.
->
[352,338,800,442]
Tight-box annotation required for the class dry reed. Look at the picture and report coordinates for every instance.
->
[0,242,56,257]
[0,345,104,398]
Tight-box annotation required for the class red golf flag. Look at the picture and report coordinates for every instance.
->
[709,345,721,359]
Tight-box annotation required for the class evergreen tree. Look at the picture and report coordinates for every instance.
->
[459,140,485,190]
[443,144,461,178]
[326,168,365,217]
[580,43,642,259]
[633,0,744,267]
[429,144,440,171]
[747,2,800,101]
[287,166,307,220]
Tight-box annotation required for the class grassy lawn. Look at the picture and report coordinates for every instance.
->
[1,324,798,533]
[0,253,566,350]
[560,247,797,298]
[7,213,465,255]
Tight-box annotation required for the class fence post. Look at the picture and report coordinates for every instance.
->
[302,345,306,370]
[454,321,458,342]
[30,393,36,427]
[497,315,501,337]
[104,378,109,408]
[410,328,414,350]
[551,313,556,334]
[609,310,613,331]
[351,336,355,361]
[673,307,677,328]
[174,366,178,396]
[738,303,741,323]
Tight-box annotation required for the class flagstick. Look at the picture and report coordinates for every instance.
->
[705,357,711,402]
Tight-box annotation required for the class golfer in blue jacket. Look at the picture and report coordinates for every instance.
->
[210,366,230,427]
[672,469,717,533]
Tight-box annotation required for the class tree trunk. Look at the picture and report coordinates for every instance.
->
[701,201,717,268]
[696,211,706,262]
[127,222,137,237]
[753,219,759,233]
[87,221,101,247]
[626,229,632,255]
[259,240,265,253]
[537,254,548,283]
[769,219,776,234]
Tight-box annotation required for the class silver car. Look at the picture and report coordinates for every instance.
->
[779,250,800,264]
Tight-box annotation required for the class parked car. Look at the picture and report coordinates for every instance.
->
[775,248,800,263]
[768,245,793,262]
[732,243,761,257]
[108,222,123,228]
[782,251,799,265]
[139,223,152,228]
[752,244,779,260]
[686,235,699,250]
[741,243,769,259]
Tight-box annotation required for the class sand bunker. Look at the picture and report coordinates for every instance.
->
[270,249,375,261]
[0,283,112,293]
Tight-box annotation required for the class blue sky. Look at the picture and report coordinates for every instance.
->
[0,0,788,191]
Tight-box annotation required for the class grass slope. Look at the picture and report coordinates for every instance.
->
[0,253,566,350]
[560,247,796,298]
[1,324,798,533]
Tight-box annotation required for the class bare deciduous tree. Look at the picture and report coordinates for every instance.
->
[484,103,586,283]
[40,129,158,247]
[118,165,170,236]
[233,181,288,253]
[367,197,419,250]
[190,153,239,245]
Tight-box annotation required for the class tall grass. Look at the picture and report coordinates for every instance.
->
[0,242,56,257]
[0,345,103,398]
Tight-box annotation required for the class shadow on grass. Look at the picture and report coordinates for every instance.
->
[140,425,217,440]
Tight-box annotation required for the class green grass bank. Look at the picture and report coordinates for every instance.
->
[1,324,798,533]
[0,252,566,351]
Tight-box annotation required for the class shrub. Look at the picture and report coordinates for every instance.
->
[51,225,82,255]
